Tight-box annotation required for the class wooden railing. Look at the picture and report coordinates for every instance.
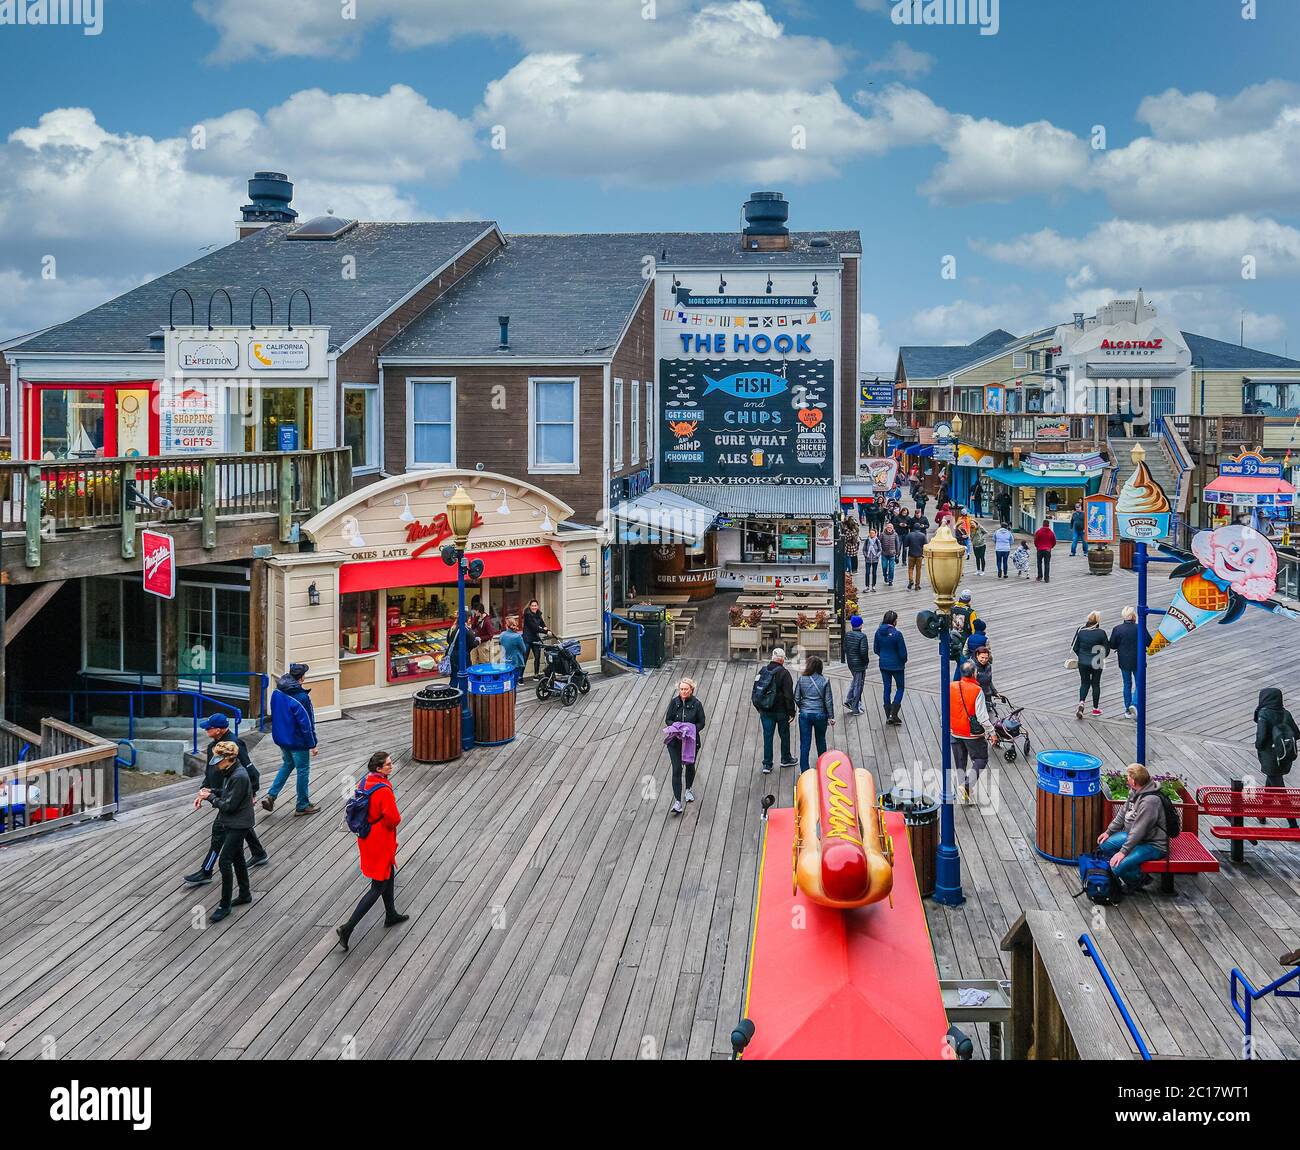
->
[1170,414,1265,457]
[906,410,1108,453]
[0,448,352,569]
[0,717,118,843]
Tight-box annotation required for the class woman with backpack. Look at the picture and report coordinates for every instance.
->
[794,656,836,772]
[336,751,409,949]
[1095,763,1169,891]
[1071,611,1110,719]
[1255,688,1300,829]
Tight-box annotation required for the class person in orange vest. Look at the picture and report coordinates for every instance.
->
[950,660,991,804]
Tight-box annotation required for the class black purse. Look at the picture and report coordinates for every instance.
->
[959,683,984,736]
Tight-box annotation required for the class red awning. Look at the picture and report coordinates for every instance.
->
[1205,475,1295,495]
[340,545,562,595]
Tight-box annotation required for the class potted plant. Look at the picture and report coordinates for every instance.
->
[728,605,746,627]
[796,611,809,630]
[153,467,200,511]
[747,607,764,628]
[1102,769,1197,834]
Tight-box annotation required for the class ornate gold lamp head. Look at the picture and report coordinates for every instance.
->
[446,485,477,550]
[924,523,965,614]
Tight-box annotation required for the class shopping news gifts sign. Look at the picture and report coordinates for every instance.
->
[142,530,176,599]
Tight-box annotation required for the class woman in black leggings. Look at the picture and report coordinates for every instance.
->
[336,751,409,949]
[1072,611,1110,719]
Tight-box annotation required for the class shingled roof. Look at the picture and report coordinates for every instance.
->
[382,230,862,360]
[11,221,499,356]
[1183,331,1300,371]
[898,329,1020,381]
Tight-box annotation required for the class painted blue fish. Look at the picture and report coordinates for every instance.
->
[702,371,788,398]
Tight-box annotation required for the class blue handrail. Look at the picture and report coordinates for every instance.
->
[1078,933,1152,1059]
[1230,964,1300,1059]
[603,611,646,672]
[10,688,241,754]
[114,671,268,731]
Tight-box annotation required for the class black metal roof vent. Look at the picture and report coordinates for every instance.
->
[742,191,789,238]
[240,172,298,225]
[286,214,358,241]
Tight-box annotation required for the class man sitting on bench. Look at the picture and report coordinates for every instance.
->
[1096,764,1169,891]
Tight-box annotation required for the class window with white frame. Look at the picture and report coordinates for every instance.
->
[613,378,624,469]
[409,378,455,468]
[644,381,653,467]
[530,378,579,472]
[631,379,640,464]
[343,384,380,472]
[1012,352,1028,370]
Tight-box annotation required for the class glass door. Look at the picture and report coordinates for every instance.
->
[38,387,106,458]
[260,388,312,451]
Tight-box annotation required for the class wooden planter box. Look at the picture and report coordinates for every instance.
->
[1103,782,1197,834]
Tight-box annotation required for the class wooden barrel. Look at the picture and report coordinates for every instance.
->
[879,789,939,898]
[1087,546,1115,576]
[1035,750,1104,863]
[412,687,462,764]
[466,665,517,746]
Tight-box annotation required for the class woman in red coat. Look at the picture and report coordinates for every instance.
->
[336,751,408,949]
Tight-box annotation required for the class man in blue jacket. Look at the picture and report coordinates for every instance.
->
[263,662,319,816]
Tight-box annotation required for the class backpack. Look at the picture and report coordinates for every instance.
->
[1156,792,1181,838]
[345,779,391,838]
[1075,852,1123,905]
[751,665,780,712]
[1272,722,1298,768]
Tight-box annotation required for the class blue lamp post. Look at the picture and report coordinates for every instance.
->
[923,522,966,906]
[441,485,482,751]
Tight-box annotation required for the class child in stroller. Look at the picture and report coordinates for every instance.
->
[535,637,591,706]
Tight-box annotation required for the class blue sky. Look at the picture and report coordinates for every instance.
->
[3,0,1299,369]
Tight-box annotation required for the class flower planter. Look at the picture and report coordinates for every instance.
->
[1103,782,1197,834]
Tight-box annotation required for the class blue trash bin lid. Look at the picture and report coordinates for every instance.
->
[1037,749,1102,773]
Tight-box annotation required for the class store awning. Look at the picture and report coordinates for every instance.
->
[659,484,841,519]
[985,467,1091,490]
[1085,364,1184,379]
[613,487,716,545]
[1203,474,1296,506]
[340,545,562,594]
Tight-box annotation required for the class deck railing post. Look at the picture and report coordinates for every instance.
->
[202,459,217,549]
[24,466,42,568]
[120,462,137,559]
[278,457,294,542]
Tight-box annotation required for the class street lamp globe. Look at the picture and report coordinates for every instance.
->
[446,485,477,548]
[951,413,963,436]
[925,523,965,613]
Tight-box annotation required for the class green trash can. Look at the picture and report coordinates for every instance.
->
[625,605,667,668]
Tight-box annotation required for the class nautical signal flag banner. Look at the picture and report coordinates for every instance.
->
[141,530,176,599]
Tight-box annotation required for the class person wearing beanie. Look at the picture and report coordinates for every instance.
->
[965,617,989,660]
[265,662,319,816]
[842,615,870,716]
[184,714,268,885]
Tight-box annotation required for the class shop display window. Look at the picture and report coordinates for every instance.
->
[340,591,379,655]
[384,584,474,683]
[741,519,814,564]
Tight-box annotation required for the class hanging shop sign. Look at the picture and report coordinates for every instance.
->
[860,382,895,410]
[1034,418,1070,440]
[159,384,220,454]
[142,530,176,599]
[177,340,239,370]
[164,325,329,381]
[1220,450,1284,479]
[249,338,311,371]
[657,269,838,487]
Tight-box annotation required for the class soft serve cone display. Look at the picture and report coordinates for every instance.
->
[1117,454,1171,541]
[1148,571,1231,654]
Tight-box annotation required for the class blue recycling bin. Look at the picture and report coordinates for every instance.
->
[1035,750,1105,863]
[465,663,517,745]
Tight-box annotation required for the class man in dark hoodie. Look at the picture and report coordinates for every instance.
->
[264,662,319,816]
[904,523,927,591]
[198,740,255,922]
[842,615,870,715]
[184,714,269,884]
[755,647,797,775]
[1255,687,1300,829]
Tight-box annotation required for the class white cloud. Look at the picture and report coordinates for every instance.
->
[860,311,897,370]
[976,216,1300,285]
[194,86,478,186]
[0,268,145,342]
[922,116,1091,203]
[906,299,1032,345]
[864,41,934,79]
[1137,80,1300,141]
[853,84,951,150]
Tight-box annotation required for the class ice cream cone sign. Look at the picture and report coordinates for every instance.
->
[1117,444,1171,541]
[1149,523,1300,655]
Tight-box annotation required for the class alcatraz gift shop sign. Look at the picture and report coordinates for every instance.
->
[657,271,838,486]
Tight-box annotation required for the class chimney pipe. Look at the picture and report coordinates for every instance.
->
[498,315,510,350]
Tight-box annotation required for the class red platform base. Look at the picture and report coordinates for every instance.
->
[741,808,949,1060]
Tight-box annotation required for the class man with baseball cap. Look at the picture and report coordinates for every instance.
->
[264,662,319,815]
[184,714,268,884]
[753,647,797,775]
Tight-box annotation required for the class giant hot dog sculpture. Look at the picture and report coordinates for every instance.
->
[793,750,894,909]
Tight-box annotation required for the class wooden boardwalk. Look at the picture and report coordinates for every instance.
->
[1,536,1298,1059]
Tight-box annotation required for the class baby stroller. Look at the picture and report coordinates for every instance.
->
[535,638,591,706]
[988,693,1032,762]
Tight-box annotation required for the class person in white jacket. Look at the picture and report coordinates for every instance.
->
[993,523,1014,579]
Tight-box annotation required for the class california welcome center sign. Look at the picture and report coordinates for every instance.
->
[656,269,838,486]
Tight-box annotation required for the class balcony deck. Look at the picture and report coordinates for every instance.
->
[1,542,1298,1059]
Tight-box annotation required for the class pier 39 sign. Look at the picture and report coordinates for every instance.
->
[656,270,838,487]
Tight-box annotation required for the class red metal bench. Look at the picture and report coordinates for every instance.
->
[1139,831,1219,894]
[1197,783,1300,863]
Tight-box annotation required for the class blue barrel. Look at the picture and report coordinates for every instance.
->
[465,664,517,745]
[1035,750,1105,864]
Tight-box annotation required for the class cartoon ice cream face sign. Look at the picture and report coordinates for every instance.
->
[1190,523,1277,602]
[1149,524,1284,655]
